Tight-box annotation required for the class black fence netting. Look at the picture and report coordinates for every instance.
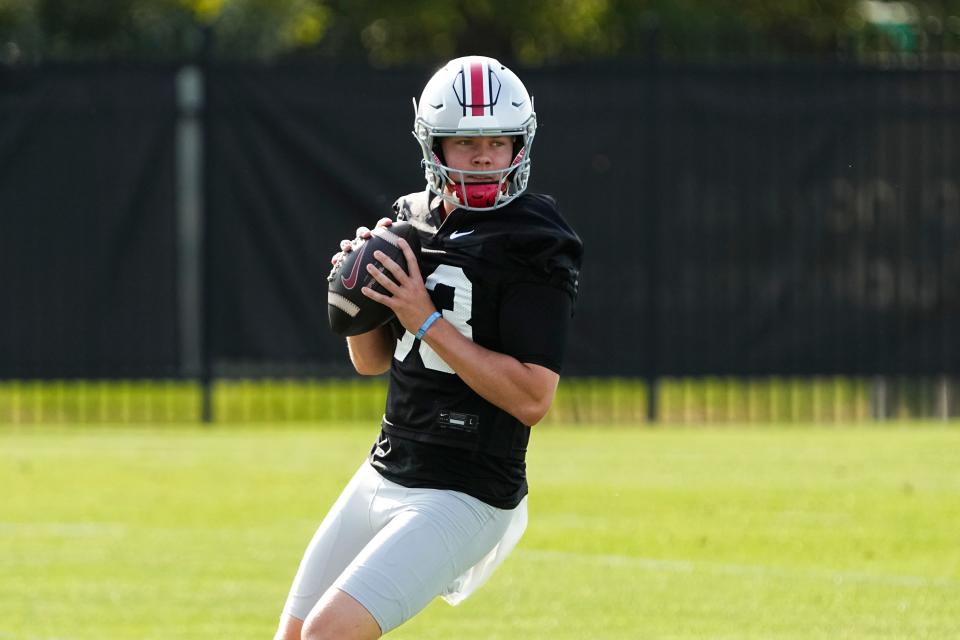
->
[651,65,960,377]
[204,64,419,375]
[0,66,179,378]
[1,61,958,380]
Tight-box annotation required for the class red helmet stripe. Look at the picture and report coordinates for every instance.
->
[470,62,485,116]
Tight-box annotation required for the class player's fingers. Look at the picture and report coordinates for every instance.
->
[330,251,342,266]
[356,226,371,239]
[361,286,392,306]
[365,263,399,292]
[373,250,408,283]
[397,238,421,280]
[375,217,393,228]
[340,239,352,252]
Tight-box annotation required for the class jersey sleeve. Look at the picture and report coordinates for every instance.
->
[498,282,573,373]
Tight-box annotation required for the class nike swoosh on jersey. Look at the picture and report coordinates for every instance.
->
[449,229,475,240]
[340,242,368,290]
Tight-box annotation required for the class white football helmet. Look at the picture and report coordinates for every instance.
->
[413,55,537,211]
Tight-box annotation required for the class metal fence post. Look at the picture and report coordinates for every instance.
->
[644,19,662,424]
[175,64,210,422]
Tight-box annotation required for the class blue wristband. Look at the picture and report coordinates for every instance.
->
[415,311,442,340]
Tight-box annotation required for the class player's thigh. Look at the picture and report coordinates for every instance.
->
[280,462,382,623]
[335,489,514,633]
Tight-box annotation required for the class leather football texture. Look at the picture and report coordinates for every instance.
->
[327,221,422,336]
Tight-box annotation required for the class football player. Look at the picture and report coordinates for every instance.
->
[275,55,582,640]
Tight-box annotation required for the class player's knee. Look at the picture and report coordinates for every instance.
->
[273,614,303,640]
[300,617,320,640]
[300,618,349,640]
[300,613,344,640]
[301,599,382,640]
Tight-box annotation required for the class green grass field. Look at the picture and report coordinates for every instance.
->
[2,423,959,639]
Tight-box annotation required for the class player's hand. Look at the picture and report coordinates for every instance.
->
[361,238,437,335]
[330,217,393,266]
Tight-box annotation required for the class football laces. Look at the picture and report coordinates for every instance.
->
[326,236,366,282]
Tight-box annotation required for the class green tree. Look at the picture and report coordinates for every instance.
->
[1,0,958,65]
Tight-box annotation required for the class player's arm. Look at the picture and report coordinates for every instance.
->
[346,327,394,375]
[332,217,395,376]
[361,239,562,426]
[421,322,559,427]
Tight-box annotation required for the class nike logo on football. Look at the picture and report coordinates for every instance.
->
[449,229,475,240]
[340,242,367,290]
[511,99,526,107]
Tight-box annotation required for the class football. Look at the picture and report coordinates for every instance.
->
[327,221,422,336]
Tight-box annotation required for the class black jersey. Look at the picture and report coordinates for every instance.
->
[369,190,582,508]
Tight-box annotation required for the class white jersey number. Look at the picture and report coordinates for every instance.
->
[393,265,473,374]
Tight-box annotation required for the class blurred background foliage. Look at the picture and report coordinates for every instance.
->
[0,0,959,65]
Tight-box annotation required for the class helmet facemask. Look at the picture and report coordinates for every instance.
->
[415,128,535,211]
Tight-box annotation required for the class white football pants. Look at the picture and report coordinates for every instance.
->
[282,461,527,633]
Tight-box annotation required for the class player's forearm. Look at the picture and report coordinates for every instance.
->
[422,319,559,426]
[347,326,394,375]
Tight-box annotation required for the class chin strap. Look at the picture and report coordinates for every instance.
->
[451,182,507,208]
